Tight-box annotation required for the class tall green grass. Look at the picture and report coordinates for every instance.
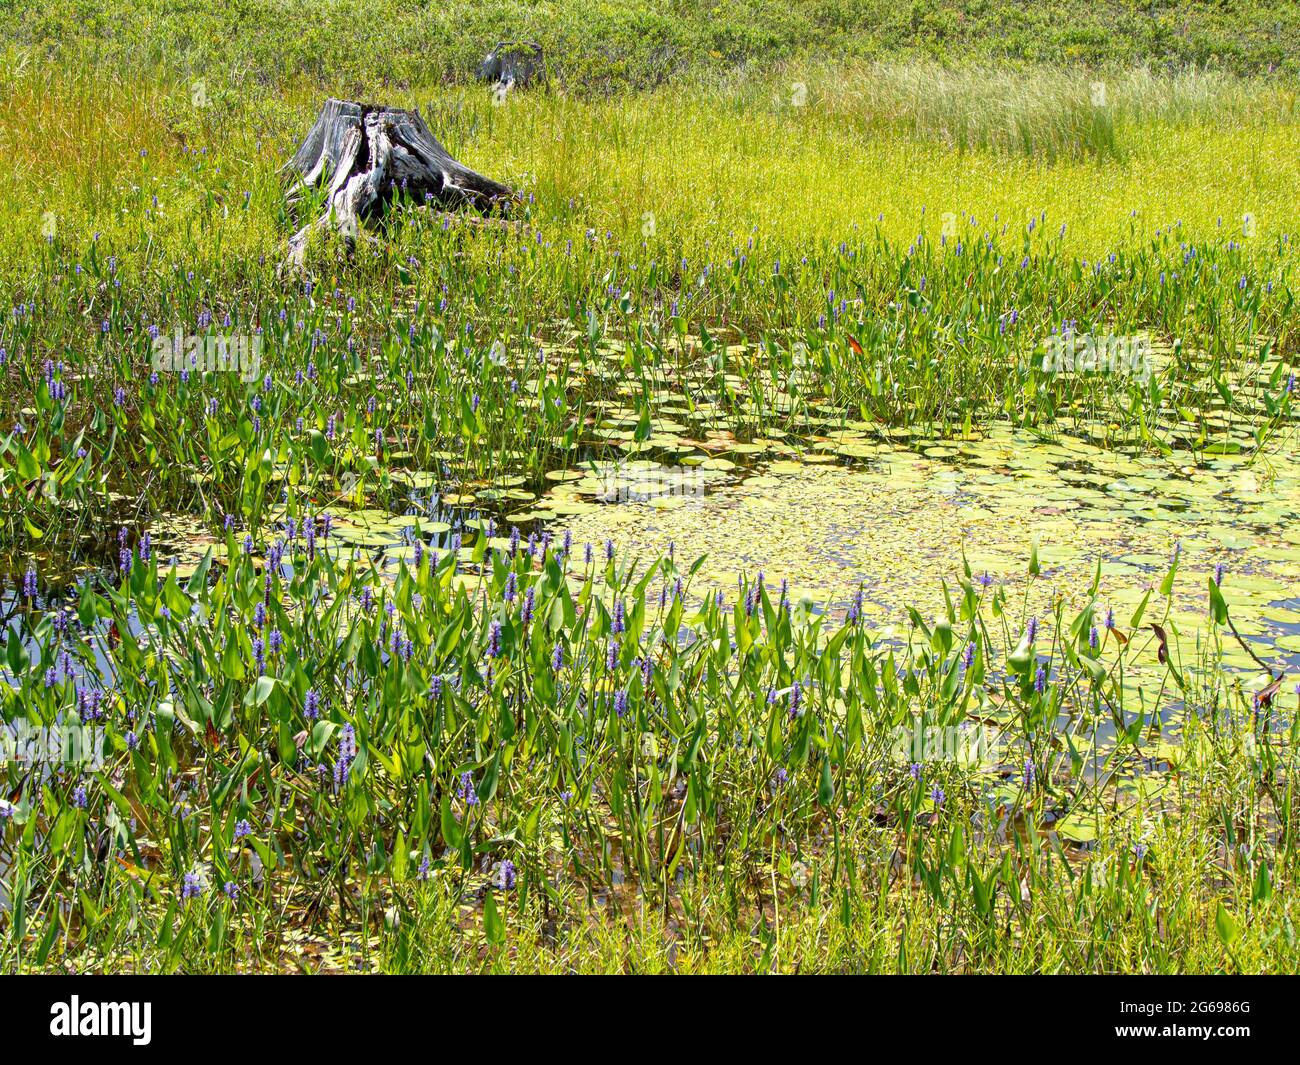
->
[801,62,1300,161]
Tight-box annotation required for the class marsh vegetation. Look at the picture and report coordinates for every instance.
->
[2,8,1300,972]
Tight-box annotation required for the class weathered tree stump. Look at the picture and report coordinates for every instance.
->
[283,98,512,265]
[477,41,547,90]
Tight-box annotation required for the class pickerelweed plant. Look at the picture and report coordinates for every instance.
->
[3,211,1297,557]
[2,71,1299,560]
[1,524,1295,971]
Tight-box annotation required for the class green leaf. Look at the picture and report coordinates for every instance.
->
[440,794,463,849]
[483,890,506,945]
[244,675,278,707]
[310,429,329,463]
[222,632,246,680]
[1209,578,1227,626]
[817,759,835,807]
[1253,861,1273,904]
[78,583,99,628]
[1129,589,1151,630]
[13,438,40,481]
[1215,901,1240,946]
[634,404,651,442]
[1159,553,1179,597]
[6,628,31,675]
[1007,633,1035,677]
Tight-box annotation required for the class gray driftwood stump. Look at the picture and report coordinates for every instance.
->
[477,42,547,90]
[283,98,512,265]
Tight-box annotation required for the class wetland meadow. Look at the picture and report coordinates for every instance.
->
[3,3,1300,977]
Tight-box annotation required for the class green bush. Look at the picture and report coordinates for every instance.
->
[6,0,1300,94]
